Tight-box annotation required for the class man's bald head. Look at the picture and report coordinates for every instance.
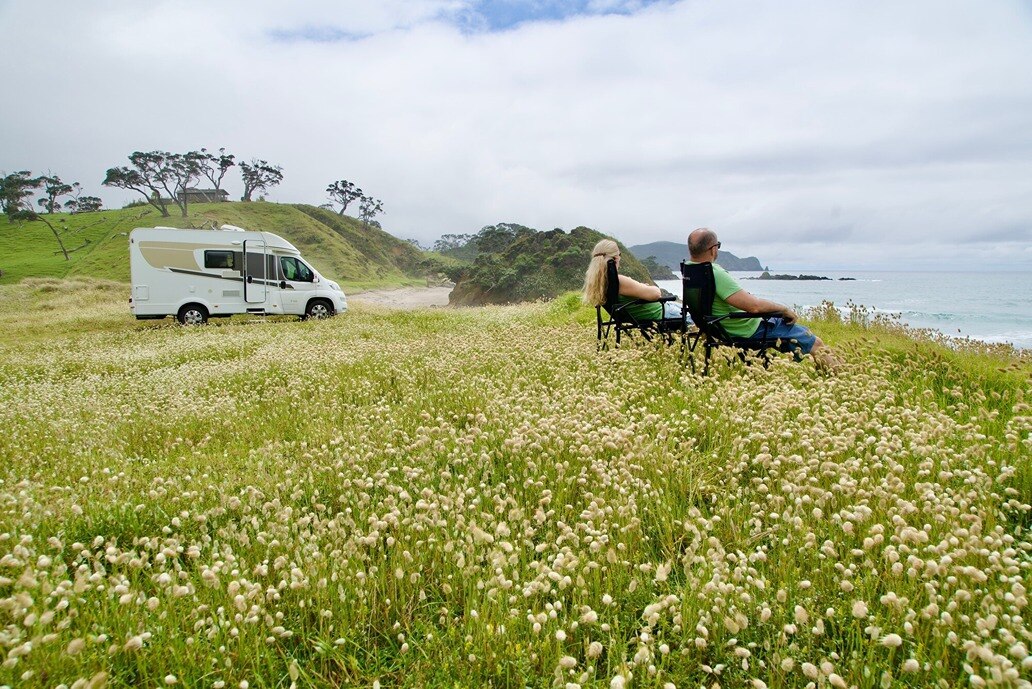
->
[688,228,718,259]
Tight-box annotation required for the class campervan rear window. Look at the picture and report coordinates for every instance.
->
[205,250,237,270]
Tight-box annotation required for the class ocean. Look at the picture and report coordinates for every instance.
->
[655,270,1032,350]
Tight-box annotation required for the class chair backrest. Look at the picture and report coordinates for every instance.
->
[602,258,621,316]
[680,261,721,336]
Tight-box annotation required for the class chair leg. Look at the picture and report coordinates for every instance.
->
[598,324,609,351]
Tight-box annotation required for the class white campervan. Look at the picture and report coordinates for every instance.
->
[129,225,347,324]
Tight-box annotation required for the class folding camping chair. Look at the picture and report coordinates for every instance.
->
[596,258,687,349]
[680,261,783,374]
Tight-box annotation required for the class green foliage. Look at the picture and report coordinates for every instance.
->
[103,150,195,217]
[0,170,43,215]
[432,233,476,260]
[641,255,677,280]
[66,194,103,213]
[326,179,363,214]
[199,147,236,191]
[448,224,654,305]
[239,159,283,202]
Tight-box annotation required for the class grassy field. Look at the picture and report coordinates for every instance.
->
[0,281,1029,688]
[0,203,435,291]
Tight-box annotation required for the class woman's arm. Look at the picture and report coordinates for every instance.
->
[617,274,662,301]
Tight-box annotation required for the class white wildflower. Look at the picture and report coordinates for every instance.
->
[880,633,903,648]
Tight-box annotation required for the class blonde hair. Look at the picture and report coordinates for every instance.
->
[583,238,620,306]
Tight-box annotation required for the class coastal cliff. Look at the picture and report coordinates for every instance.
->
[628,240,764,271]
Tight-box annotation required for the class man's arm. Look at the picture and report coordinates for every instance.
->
[725,289,798,325]
[617,274,662,301]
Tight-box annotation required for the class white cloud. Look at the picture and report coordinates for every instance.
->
[2,0,1031,269]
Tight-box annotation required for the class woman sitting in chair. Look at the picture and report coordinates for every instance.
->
[583,238,684,321]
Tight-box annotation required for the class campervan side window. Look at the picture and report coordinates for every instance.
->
[204,250,238,271]
[280,256,315,283]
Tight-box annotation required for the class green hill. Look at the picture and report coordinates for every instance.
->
[448,225,653,306]
[0,202,441,290]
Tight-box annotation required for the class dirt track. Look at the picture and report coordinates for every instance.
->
[346,286,452,308]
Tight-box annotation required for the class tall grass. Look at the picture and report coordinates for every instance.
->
[0,281,1028,688]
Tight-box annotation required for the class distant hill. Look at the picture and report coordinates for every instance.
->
[629,240,764,272]
[448,225,652,306]
[0,202,444,290]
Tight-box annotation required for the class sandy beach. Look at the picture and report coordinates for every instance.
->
[347,285,452,308]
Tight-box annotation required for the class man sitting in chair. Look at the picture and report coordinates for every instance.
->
[687,227,842,371]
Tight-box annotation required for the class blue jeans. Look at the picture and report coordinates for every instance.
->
[662,301,688,321]
[749,317,817,354]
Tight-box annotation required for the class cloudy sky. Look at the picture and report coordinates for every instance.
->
[3,0,1031,270]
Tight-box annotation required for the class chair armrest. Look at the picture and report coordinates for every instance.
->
[610,298,646,315]
[612,295,673,314]
[707,310,780,325]
[723,311,781,319]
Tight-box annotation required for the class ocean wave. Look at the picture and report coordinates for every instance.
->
[873,308,1032,325]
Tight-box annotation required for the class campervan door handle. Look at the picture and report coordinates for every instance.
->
[279,281,287,289]
[246,275,253,283]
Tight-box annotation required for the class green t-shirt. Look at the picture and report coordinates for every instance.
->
[690,261,760,338]
[615,295,662,321]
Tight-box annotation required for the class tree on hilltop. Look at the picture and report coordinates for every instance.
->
[103,151,173,216]
[0,171,42,215]
[432,233,477,261]
[104,150,205,218]
[168,151,207,216]
[199,147,235,199]
[240,159,283,201]
[326,179,363,215]
[63,183,103,214]
[358,195,383,229]
[36,175,74,214]
[473,223,534,254]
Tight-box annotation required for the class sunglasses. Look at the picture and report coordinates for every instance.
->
[708,242,721,251]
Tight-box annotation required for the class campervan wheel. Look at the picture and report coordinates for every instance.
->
[177,304,209,325]
[305,299,333,320]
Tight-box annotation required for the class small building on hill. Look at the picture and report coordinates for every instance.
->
[177,188,229,203]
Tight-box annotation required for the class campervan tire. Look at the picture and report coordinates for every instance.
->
[304,299,334,320]
[177,304,209,325]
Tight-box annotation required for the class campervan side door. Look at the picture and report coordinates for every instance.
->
[243,239,268,303]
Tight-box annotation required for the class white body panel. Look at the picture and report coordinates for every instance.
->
[128,226,347,321]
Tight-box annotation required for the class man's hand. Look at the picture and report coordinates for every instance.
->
[781,308,798,326]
